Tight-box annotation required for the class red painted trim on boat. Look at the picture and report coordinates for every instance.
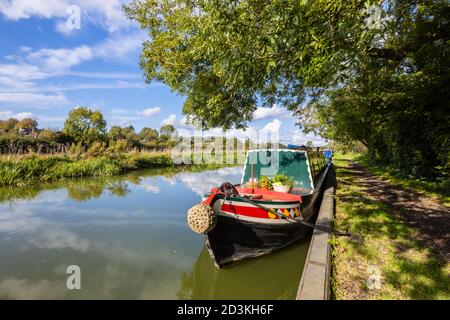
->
[203,193,218,206]
[209,187,302,203]
[221,203,279,219]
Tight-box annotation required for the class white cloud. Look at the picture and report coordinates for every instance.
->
[0,0,132,33]
[0,110,34,120]
[0,63,48,81]
[160,114,191,127]
[4,81,146,94]
[0,1,147,111]
[139,181,161,194]
[26,45,94,71]
[261,119,282,132]
[176,167,242,196]
[0,93,69,106]
[0,0,67,20]
[138,107,160,117]
[95,31,145,62]
[288,129,327,147]
[253,104,289,120]
[109,107,161,126]
[65,71,142,79]
[0,76,34,89]
[161,114,177,126]
[54,19,76,35]
[0,33,146,108]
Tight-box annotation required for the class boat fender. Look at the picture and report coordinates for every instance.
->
[187,203,217,234]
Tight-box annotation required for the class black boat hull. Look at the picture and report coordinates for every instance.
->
[205,165,330,268]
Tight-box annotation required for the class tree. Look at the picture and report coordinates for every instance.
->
[0,118,18,132]
[126,0,450,180]
[108,125,138,147]
[108,126,123,141]
[160,124,176,138]
[300,1,450,179]
[63,107,107,145]
[124,0,371,129]
[16,118,38,131]
[139,127,159,142]
[38,129,58,141]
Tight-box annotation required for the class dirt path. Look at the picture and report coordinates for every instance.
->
[346,160,450,261]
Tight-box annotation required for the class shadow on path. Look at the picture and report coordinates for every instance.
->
[340,160,449,261]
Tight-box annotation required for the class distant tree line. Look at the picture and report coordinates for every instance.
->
[0,106,178,154]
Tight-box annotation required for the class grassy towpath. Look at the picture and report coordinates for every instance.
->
[331,153,450,299]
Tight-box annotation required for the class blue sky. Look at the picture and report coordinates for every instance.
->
[0,0,326,146]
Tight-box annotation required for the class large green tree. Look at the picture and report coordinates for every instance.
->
[300,1,450,179]
[63,107,107,145]
[125,0,375,129]
[126,0,449,179]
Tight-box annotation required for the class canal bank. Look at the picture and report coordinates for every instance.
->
[296,167,335,300]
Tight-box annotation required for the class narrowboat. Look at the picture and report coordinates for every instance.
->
[186,147,330,268]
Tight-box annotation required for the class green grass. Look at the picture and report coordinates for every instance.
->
[331,153,450,300]
[0,152,174,187]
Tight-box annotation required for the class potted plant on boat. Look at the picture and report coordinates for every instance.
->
[258,176,273,190]
[272,174,294,193]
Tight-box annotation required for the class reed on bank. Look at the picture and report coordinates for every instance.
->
[0,151,174,187]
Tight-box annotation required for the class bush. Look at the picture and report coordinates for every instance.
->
[107,139,132,154]
[85,142,107,157]
[273,174,295,187]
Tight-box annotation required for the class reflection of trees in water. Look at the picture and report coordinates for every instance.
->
[0,165,233,203]
[66,180,131,201]
[0,175,135,203]
[67,181,105,201]
[106,181,130,197]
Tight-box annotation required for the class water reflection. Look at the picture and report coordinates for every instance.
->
[0,165,309,299]
[177,240,310,300]
[0,166,242,204]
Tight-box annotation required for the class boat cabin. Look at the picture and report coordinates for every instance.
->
[240,149,327,196]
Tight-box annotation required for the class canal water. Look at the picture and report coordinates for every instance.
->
[0,166,310,299]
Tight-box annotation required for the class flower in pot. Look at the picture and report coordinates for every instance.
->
[272,174,294,193]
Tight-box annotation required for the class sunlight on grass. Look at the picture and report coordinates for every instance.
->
[331,153,450,300]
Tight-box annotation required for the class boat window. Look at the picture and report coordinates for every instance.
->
[241,150,313,190]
